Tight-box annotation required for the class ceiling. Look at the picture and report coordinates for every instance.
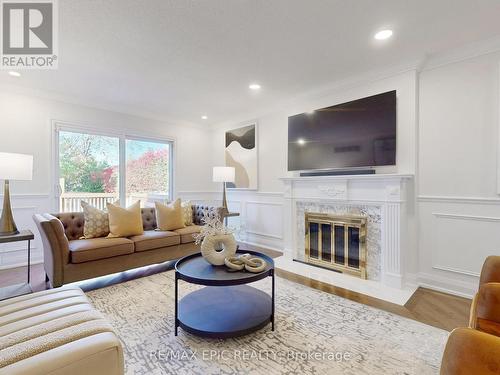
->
[2,0,500,126]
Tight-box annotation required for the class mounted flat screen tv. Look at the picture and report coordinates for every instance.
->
[288,90,396,171]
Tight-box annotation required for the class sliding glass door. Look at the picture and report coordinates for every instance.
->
[57,130,120,211]
[54,124,173,212]
[125,138,171,207]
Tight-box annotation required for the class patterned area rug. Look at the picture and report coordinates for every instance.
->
[86,271,448,375]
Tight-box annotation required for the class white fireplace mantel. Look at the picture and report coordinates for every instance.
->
[278,174,415,300]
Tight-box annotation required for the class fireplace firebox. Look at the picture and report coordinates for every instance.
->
[305,212,367,278]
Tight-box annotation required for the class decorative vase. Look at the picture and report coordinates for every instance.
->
[201,233,237,266]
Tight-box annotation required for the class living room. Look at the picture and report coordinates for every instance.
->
[1,1,500,374]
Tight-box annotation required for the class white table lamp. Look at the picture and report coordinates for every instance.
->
[213,166,235,212]
[0,152,33,236]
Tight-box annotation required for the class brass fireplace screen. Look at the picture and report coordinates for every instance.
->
[305,213,367,279]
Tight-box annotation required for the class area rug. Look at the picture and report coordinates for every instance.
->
[85,271,448,375]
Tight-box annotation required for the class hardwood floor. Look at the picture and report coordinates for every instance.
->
[0,248,471,332]
[276,268,471,332]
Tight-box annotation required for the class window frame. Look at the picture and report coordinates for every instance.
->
[51,120,175,211]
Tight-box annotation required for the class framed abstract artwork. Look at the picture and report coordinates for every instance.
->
[225,123,258,189]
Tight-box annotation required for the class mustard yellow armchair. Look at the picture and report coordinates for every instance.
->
[440,328,500,375]
[469,256,500,337]
[479,256,500,285]
[469,283,500,336]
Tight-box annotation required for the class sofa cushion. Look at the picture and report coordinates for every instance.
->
[181,200,193,226]
[155,199,185,231]
[107,201,144,238]
[141,207,157,231]
[129,230,180,252]
[173,225,202,244]
[81,201,110,239]
[69,238,134,264]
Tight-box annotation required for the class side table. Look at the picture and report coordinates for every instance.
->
[0,230,35,300]
[174,250,275,338]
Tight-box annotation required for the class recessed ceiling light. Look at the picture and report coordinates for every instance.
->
[374,29,393,40]
[297,138,306,146]
[8,71,21,77]
[249,83,261,90]
[201,115,208,120]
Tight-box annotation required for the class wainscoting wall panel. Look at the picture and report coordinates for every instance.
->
[178,191,285,251]
[3,190,495,299]
[245,201,283,239]
[417,196,500,297]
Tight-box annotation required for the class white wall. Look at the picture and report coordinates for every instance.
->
[2,47,499,298]
[417,51,500,297]
[0,89,213,268]
[212,70,418,192]
[208,50,500,298]
[207,70,419,257]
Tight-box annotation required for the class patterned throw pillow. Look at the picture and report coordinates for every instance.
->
[81,201,110,239]
[181,200,193,226]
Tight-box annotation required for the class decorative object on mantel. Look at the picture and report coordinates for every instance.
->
[224,253,267,273]
[0,152,33,236]
[194,209,237,265]
[212,166,235,213]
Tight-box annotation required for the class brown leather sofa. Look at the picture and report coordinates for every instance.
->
[33,205,220,287]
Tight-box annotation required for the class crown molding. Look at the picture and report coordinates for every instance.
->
[0,81,208,131]
[2,34,500,131]
[211,35,500,130]
[421,34,500,72]
[210,59,422,130]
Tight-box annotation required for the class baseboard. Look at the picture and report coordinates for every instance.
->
[404,272,419,290]
[0,259,43,271]
[417,272,476,299]
[237,240,284,254]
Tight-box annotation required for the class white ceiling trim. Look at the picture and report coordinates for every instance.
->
[211,35,500,130]
[210,58,422,130]
[421,34,500,72]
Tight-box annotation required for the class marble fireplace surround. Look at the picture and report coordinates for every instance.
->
[277,174,416,305]
[297,202,381,280]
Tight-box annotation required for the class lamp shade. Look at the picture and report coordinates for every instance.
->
[0,152,33,181]
[212,166,235,183]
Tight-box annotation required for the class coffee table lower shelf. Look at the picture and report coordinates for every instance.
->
[177,285,272,338]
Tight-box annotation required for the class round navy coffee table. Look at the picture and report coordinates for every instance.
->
[174,250,275,338]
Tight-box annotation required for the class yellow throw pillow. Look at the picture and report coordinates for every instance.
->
[107,201,144,238]
[155,199,185,231]
[181,200,193,226]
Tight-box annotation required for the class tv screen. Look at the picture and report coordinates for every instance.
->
[288,91,396,171]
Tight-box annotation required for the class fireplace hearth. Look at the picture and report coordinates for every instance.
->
[305,212,367,279]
